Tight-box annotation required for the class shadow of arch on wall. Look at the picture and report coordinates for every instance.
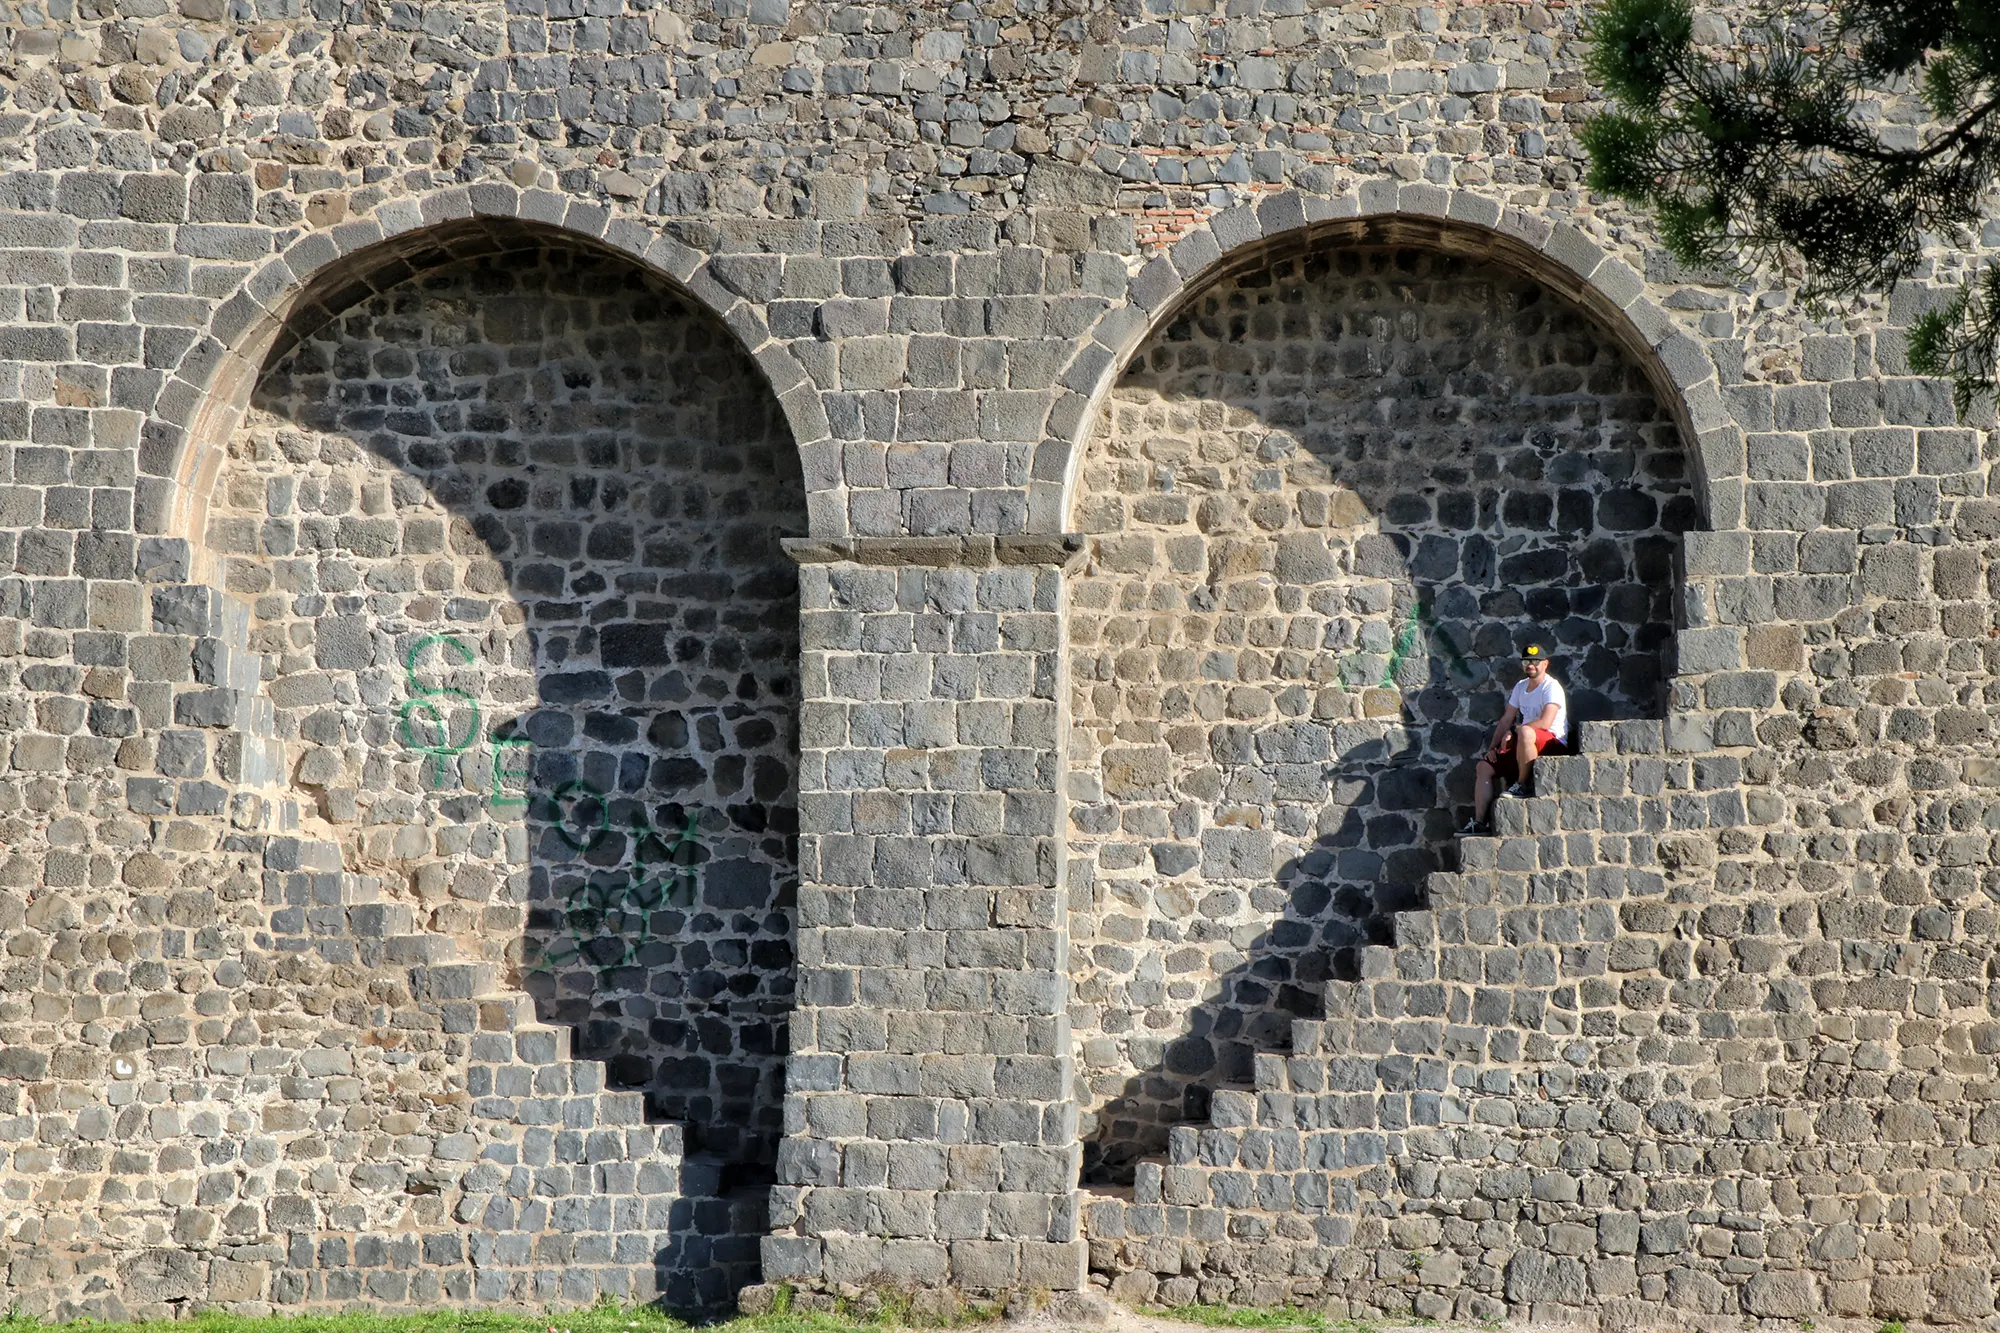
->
[1037,183,1740,535]
[1054,193,1714,1181]
[170,207,815,1310]
[149,191,838,565]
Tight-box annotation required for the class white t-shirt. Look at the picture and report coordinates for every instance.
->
[1508,675,1568,743]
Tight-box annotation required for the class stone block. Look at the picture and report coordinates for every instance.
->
[1743,1271,1817,1317]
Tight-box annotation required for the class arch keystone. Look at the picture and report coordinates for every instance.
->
[561,199,611,237]
[419,187,474,224]
[1400,182,1449,216]
[466,182,520,216]
[520,189,570,226]
[1446,191,1503,227]
[373,197,425,237]
[1256,192,1307,234]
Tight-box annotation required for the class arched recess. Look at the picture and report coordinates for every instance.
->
[1036,183,1739,534]
[152,188,837,561]
[1058,193,1707,1179]
[188,210,808,1228]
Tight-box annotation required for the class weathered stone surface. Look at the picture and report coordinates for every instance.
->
[228,248,804,1173]
[0,0,1998,1322]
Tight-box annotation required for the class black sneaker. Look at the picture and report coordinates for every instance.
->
[1504,781,1532,799]
[1459,817,1491,836]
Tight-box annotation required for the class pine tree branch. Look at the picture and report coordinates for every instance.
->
[1583,0,2000,417]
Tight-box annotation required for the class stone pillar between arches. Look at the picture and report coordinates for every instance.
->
[761,535,1088,1299]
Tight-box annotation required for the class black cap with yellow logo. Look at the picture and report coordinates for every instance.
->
[1520,642,1550,661]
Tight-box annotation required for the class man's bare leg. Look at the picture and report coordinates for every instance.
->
[1512,724,1540,793]
[1472,757,1498,824]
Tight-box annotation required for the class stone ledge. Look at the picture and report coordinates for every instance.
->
[782,534,1088,569]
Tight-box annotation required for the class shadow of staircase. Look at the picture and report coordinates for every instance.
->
[1080,718,1691,1319]
[260,834,765,1312]
[155,577,766,1314]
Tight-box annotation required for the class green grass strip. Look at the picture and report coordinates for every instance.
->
[0,1290,1003,1333]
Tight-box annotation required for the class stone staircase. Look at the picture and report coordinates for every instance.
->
[1081,719,1698,1311]
[128,563,768,1311]
[251,834,764,1312]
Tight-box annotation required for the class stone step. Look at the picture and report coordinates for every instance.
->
[1356,944,1396,979]
[477,994,541,1031]
[1456,833,1553,872]
[1390,909,1435,949]
[242,808,708,1312]
[470,1023,574,1069]
[1099,711,1698,1283]
[1208,1088,1258,1127]
[1577,719,1667,754]
[1490,795,1556,836]
[283,1167,689,1303]
[1534,754,1590,794]
[464,1055,669,1133]
[469,1079,638,1128]
[679,1155,777,1220]
[380,932,460,965]
[413,960,500,1001]
[1422,870,1464,908]
[1292,1018,1327,1054]
[1132,1148,1376,1211]
[679,1154,729,1198]
[1252,1053,1290,1092]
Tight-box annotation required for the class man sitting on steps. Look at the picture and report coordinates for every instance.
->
[1461,642,1568,835]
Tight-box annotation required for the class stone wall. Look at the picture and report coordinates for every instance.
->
[0,233,805,1318]
[2,0,2000,1322]
[1066,243,1692,1178]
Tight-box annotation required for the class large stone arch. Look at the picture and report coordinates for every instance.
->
[144,186,839,562]
[1057,190,1707,1178]
[1035,182,1741,535]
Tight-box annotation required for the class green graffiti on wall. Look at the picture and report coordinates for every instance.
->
[1338,601,1478,689]
[397,633,705,978]
[534,791,705,975]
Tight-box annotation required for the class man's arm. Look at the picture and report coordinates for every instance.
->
[1489,704,1520,752]
[1528,702,1560,732]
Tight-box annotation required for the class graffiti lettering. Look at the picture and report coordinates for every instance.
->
[399,634,481,787]
[532,791,705,977]
[397,636,706,978]
[1339,602,1478,689]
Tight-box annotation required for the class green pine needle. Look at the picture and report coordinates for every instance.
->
[1581,0,2000,418]
[1579,112,1665,198]
[1584,0,1697,108]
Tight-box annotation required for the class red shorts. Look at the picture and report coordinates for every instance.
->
[1490,729,1566,780]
